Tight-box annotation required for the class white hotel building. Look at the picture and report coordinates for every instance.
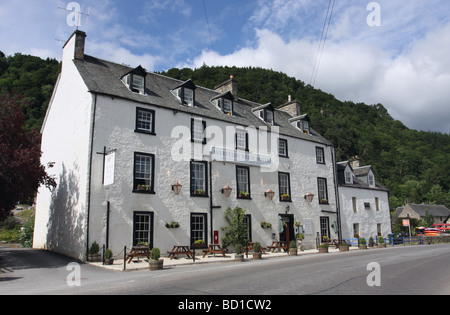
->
[34,31,342,260]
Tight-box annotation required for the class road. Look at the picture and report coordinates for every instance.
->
[1,244,450,296]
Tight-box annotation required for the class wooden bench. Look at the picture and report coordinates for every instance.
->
[167,245,194,260]
[126,246,151,263]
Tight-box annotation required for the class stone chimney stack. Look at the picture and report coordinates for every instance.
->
[278,95,301,117]
[350,156,362,169]
[214,75,238,99]
[63,30,87,62]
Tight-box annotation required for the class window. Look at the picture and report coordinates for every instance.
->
[316,147,325,164]
[191,119,206,144]
[243,215,252,242]
[377,223,382,236]
[223,99,233,115]
[317,178,328,204]
[172,80,196,106]
[278,172,292,201]
[320,217,330,242]
[352,197,358,213]
[375,197,380,211]
[236,166,251,199]
[190,161,208,196]
[345,170,352,184]
[133,153,155,193]
[131,75,145,94]
[297,120,310,134]
[278,139,288,157]
[133,212,154,247]
[191,213,207,246]
[265,110,274,124]
[135,108,155,134]
[368,174,375,187]
[235,129,248,151]
[353,223,360,238]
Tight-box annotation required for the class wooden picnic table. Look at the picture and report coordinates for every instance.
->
[325,239,342,249]
[267,241,288,253]
[167,245,194,260]
[126,245,151,263]
[202,244,227,258]
[245,242,267,254]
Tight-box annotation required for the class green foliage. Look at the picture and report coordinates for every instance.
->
[18,215,35,248]
[150,248,161,261]
[421,211,435,228]
[221,206,249,250]
[235,243,244,255]
[104,248,113,259]
[89,241,100,255]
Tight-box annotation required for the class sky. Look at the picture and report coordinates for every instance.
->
[1,0,450,133]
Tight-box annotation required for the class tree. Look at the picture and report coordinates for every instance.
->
[221,206,248,250]
[0,92,56,220]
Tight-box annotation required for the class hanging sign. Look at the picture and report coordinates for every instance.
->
[104,151,116,186]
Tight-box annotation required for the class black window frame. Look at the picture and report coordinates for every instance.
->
[190,160,209,197]
[190,213,208,248]
[278,138,289,158]
[191,118,207,144]
[133,152,156,194]
[236,166,251,199]
[316,146,325,164]
[135,107,156,135]
[235,128,249,151]
[317,177,329,204]
[132,211,154,247]
[278,172,292,202]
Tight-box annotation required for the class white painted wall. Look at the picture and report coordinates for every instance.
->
[88,94,339,257]
[339,186,391,239]
[33,33,93,260]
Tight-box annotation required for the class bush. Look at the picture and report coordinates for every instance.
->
[235,243,244,255]
[89,241,100,255]
[289,240,297,249]
[104,248,113,259]
[19,215,34,248]
[359,238,367,245]
[253,242,261,253]
[150,248,161,261]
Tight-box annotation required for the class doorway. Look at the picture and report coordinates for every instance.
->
[279,214,295,243]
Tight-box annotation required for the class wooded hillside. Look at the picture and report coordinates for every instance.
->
[1,52,448,210]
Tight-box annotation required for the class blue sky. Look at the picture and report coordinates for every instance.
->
[1,0,450,133]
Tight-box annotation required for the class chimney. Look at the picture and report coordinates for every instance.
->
[278,95,301,117]
[63,30,87,61]
[350,156,362,169]
[214,75,238,99]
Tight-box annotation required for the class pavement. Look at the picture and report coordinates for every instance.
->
[88,246,359,272]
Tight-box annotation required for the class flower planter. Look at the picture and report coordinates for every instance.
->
[289,248,297,256]
[377,243,386,248]
[318,246,329,253]
[88,253,101,262]
[253,252,262,260]
[359,245,368,250]
[234,254,244,262]
[339,246,349,252]
[149,259,164,271]
[104,258,114,265]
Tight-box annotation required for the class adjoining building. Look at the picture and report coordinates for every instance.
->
[337,156,392,239]
[393,204,450,224]
[33,31,340,260]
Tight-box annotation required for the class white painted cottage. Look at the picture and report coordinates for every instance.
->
[33,31,340,260]
[337,157,392,240]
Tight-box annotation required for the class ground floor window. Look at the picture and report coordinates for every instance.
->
[320,217,330,242]
[353,223,360,238]
[191,213,207,246]
[133,212,154,247]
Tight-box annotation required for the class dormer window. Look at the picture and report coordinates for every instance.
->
[368,173,375,187]
[172,79,197,107]
[121,65,147,95]
[252,103,275,125]
[211,91,234,116]
[345,170,353,184]
[289,114,310,135]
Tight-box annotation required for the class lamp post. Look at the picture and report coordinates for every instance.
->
[172,181,182,195]
[265,189,275,201]
[304,193,314,203]
[221,184,232,197]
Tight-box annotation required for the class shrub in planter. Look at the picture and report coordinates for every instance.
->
[289,240,297,256]
[88,241,101,262]
[234,243,244,262]
[359,238,367,249]
[318,244,329,253]
[104,248,114,265]
[377,236,386,248]
[252,242,262,259]
[149,248,164,270]
[368,237,374,248]
[339,243,350,252]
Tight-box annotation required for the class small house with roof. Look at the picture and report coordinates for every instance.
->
[393,204,450,223]
[337,156,392,239]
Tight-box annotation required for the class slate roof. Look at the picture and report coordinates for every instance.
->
[403,204,450,218]
[336,161,388,192]
[73,55,333,146]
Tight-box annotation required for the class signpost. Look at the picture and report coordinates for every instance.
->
[403,219,411,237]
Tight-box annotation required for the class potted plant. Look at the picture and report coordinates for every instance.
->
[165,221,180,228]
[260,222,272,229]
[88,241,101,262]
[359,237,367,249]
[234,243,244,262]
[339,242,350,252]
[377,236,386,248]
[137,184,151,191]
[104,248,114,265]
[296,233,305,251]
[149,248,164,270]
[194,189,206,196]
[281,194,291,201]
[368,237,374,248]
[318,244,329,253]
[238,191,249,198]
[194,239,206,248]
[289,240,297,256]
[252,242,262,259]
